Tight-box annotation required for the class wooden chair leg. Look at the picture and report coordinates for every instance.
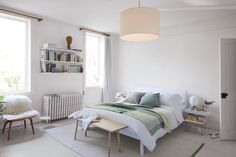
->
[29,118,35,134]
[7,121,12,141]
[2,121,9,134]
[24,120,27,129]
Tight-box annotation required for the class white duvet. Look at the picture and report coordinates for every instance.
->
[80,105,184,152]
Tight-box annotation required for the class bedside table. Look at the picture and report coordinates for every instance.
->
[184,108,210,135]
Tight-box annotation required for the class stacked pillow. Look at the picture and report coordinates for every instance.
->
[123,92,146,104]
[139,92,160,107]
[123,92,160,107]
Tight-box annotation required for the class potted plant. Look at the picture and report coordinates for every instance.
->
[0,96,5,119]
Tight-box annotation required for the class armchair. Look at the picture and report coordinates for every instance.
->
[1,95,40,140]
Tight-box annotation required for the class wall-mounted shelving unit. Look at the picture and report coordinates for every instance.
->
[40,48,83,73]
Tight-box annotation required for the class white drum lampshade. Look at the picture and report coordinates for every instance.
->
[120,7,160,42]
[189,96,200,108]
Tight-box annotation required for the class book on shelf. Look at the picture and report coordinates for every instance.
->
[41,62,83,73]
[41,51,46,60]
[42,50,82,62]
[68,65,83,73]
[45,63,56,72]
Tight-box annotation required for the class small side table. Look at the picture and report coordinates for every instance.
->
[184,108,210,135]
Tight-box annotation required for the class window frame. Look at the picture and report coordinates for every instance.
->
[85,32,105,88]
[0,13,31,94]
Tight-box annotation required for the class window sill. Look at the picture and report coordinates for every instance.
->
[0,91,32,95]
[86,86,103,88]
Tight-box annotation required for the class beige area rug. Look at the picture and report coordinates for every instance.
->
[0,128,81,157]
[46,123,203,157]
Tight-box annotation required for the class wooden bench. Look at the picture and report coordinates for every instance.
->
[74,118,128,157]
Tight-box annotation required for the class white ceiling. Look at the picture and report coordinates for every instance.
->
[0,0,236,33]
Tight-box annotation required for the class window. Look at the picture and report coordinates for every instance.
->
[0,13,31,94]
[85,32,105,87]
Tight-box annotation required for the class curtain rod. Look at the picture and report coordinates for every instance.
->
[80,27,110,37]
[0,8,43,22]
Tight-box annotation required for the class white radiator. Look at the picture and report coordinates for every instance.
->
[43,93,83,121]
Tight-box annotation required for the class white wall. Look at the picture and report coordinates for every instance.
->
[26,18,84,113]
[113,12,236,130]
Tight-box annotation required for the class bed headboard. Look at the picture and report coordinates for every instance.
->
[133,87,188,111]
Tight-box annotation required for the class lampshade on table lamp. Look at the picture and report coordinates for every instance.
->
[189,96,199,109]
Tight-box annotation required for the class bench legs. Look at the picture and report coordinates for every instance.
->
[73,121,123,157]
[74,120,79,140]
[108,132,111,157]
[117,132,121,152]
[107,131,122,157]
[2,118,35,140]
[140,141,144,156]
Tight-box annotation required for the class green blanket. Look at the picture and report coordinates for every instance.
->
[89,103,164,135]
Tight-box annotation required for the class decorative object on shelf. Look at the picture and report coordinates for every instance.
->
[115,92,127,101]
[62,65,68,72]
[205,100,215,106]
[115,92,127,99]
[120,0,160,42]
[66,36,72,49]
[79,65,83,73]
[189,96,200,109]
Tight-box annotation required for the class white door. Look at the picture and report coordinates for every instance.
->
[220,38,236,140]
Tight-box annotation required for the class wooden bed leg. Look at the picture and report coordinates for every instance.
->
[140,141,144,156]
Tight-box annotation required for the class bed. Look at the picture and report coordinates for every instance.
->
[76,89,187,156]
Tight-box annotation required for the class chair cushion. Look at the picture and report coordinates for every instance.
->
[3,110,40,121]
[4,95,32,115]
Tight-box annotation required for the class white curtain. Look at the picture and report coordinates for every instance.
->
[102,36,113,103]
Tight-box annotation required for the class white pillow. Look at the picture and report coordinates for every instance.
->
[160,93,186,111]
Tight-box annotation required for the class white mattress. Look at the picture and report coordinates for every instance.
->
[82,105,184,152]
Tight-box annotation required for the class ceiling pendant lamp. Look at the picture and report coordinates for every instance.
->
[120,0,160,42]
